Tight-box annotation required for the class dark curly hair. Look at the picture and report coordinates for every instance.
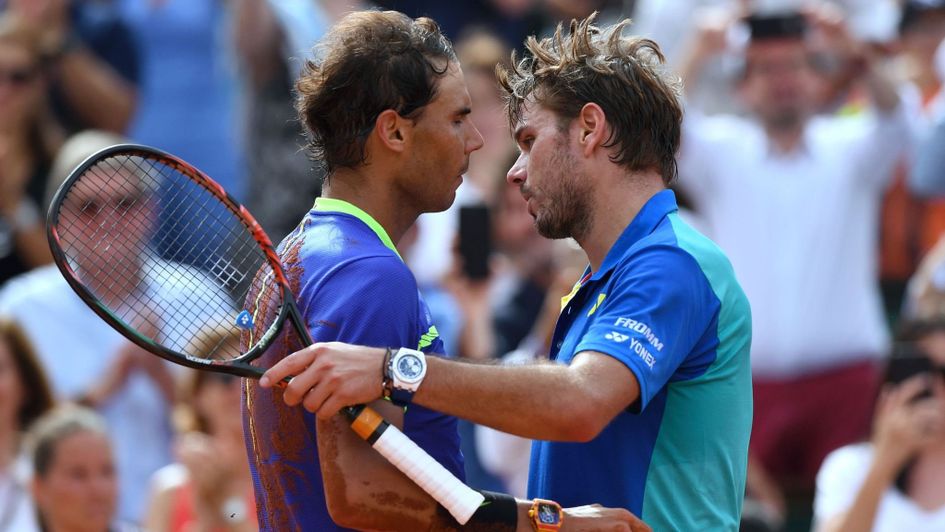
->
[497,14,683,185]
[296,10,457,176]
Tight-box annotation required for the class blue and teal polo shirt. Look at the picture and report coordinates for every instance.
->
[527,189,752,531]
[242,198,463,531]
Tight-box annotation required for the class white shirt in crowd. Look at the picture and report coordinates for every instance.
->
[678,107,910,378]
[814,443,945,531]
[0,262,231,522]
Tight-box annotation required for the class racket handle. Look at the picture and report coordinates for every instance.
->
[347,405,485,524]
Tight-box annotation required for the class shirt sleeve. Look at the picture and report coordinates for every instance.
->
[677,108,716,205]
[573,245,718,412]
[847,106,912,191]
[296,254,466,478]
[911,114,945,197]
[813,444,873,527]
[677,109,751,212]
[298,255,421,349]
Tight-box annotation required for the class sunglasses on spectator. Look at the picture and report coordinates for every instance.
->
[0,67,38,87]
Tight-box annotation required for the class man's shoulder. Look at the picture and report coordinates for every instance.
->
[617,216,745,310]
[808,107,905,143]
[0,265,69,310]
[295,214,404,268]
[291,217,417,303]
[620,218,721,281]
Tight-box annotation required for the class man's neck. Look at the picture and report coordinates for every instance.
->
[321,169,418,245]
[0,424,18,469]
[765,123,805,154]
[576,171,664,274]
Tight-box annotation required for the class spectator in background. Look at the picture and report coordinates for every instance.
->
[0,13,58,285]
[910,27,945,200]
[451,175,555,362]
[0,318,54,532]
[678,8,909,526]
[813,323,945,532]
[7,0,138,134]
[28,405,137,532]
[0,130,179,524]
[115,0,244,199]
[145,327,255,532]
[230,0,332,241]
[372,0,546,50]
[878,0,945,321]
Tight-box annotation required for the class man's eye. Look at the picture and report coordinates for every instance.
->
[80,201,100,215]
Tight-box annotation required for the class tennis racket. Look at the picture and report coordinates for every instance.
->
[45,144,484,524]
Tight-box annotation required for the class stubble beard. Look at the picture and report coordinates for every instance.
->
[534,143,592,241]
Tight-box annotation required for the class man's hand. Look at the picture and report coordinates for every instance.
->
[871,374,945,473]
[561,504,651,532]
[260,342,387,418]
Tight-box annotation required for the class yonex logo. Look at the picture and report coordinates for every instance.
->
[235,310,254,330]
[604,331,629,343]
[614,317,664,351]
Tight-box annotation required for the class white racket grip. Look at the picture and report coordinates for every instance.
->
[372,424,485,524]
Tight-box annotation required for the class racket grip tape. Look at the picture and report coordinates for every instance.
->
[348,406,485,524]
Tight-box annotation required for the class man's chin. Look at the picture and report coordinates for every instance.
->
[764,109,806,130]
[426,193,457,214]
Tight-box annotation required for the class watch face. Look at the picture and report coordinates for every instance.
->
[396,353,424,380]
[538,504,560,525]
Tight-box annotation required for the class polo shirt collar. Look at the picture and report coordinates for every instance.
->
[589,188,678,281]
[312,197,403,260]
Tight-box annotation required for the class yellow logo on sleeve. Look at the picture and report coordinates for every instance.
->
[417,325,439,349]
[587,293,606,316]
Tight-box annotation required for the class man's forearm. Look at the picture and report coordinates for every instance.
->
[57,51,136,133]
[316,403,531,531]
[316,401,446,530]
[413,354,632,442]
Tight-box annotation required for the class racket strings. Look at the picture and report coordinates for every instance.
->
[54,153,286,364]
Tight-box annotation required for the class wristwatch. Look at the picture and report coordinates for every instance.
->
[528,499,563,532]
[386,347,427,404]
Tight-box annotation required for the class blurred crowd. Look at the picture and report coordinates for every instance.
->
[0,0,944,531]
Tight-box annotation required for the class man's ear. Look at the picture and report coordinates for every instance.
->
[577,103,609,158]
[374,109,410,153]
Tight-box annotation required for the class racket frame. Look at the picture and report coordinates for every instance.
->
[45,144,486,523]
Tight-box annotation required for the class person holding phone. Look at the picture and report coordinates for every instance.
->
[814,326,945,532]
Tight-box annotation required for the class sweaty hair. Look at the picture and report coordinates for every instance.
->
[497,14,682,184]
[296,10,457,175]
